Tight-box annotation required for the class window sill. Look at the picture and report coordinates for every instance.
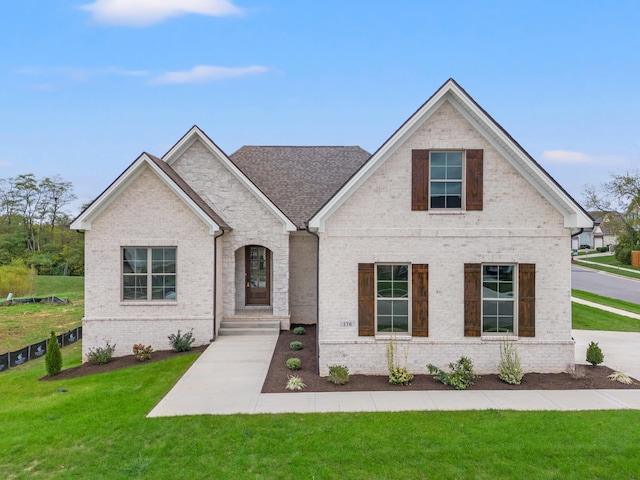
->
[428,210,466,215]
[481,335,518,341]
[120,301,178,306]
[375,333,412,341]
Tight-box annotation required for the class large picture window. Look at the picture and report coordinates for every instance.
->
[376,264,409,333]
[482,264,514,333]
[123,247,176,301]
[430,151,463,209]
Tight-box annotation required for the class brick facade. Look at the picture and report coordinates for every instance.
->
[317,101,575,374]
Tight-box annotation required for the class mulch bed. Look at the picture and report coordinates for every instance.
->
[261,325,640,393]
[41,327,640,393]
[39,345,207,381]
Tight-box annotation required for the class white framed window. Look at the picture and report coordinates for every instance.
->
[430,151,463,209]
[376,264,410,333]
[482,264,515,334]
[122,247,176,301]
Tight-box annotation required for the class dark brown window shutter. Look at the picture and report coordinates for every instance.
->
[518,263,535,337]
[412,149,430,210]
[358,263,375,336]
[411,264,429,337]
[466,149,483,211]
[464,263,482,336]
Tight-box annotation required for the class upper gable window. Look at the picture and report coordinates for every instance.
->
[430,151,463,209]
[411,149,483,211]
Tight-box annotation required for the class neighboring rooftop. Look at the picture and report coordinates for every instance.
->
[230,146,371,228]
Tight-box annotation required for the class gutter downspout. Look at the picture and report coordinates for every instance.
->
[570,228,584,259]
[305,224,320,375]
[210,229,226,342]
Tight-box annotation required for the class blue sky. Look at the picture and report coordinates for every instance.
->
[1,1,639,214]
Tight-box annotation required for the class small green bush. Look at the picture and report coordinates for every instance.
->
[285,375,306,391]
[428,356,477,390]
[327,365,350,385]
[286,358,301,370]
[498,336,524,385]
[586,341,604,366]
[293,326,305,335]
[387,337,413,385]
[168,329,195,352]
[45,331,62,376]
[87,343,116,365]
[289,341,303,351]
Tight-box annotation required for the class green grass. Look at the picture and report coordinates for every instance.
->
[0,276,84,353]
[1,345,639,479]
[572,289,640,315]
[573,259,640,279]
[582,254,640,270]
[572,303,640,332]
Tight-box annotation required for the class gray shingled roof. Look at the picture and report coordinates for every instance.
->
[230,146,371,228]
[147,154,231,230]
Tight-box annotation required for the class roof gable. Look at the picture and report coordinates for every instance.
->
[308,78,593,231]
[163,126,297,232]
[70,153,230,234]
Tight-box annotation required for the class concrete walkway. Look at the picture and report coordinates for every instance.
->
[148,329,640,417]
[572,296,640,320]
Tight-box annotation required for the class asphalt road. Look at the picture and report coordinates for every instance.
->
[571,265,640,303]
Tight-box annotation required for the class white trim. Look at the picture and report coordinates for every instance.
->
[70,154,223,235]
[308,79,592,231]
[163,126,297,233]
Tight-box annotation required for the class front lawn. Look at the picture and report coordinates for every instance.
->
[572,302,640,332]
[1,346,640,479]
[0,276,83,352]
[572,289,640,315]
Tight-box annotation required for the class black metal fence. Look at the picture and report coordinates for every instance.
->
[0,326,82,373]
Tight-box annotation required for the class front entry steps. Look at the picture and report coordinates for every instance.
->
[218,312,289,335]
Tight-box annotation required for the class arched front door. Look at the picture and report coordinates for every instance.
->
[245,245,271,305]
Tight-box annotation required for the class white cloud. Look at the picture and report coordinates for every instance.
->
[81,0,242,27]
[151,65,268,85]
[0,160,11,168]
[541,150,591,164]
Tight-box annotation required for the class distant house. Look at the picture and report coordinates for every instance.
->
[71,79,592,374]
[571,212,619,250]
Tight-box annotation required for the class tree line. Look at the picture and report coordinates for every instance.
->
[0,174,83,276]
[585,169,640,265]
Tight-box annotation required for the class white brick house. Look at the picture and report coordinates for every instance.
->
[71,79,592,374]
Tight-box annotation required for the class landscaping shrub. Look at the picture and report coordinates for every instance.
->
[286,358,301,370]
[285,375,306,391]
[0,260,35,298]
[428,356,477,390]
[87,343,116,365]
[615,246,632,265]
[293,326,305,335]
[498,336,524,385]
[596,246,610,253]
[586,341,604,366]
[327,365,350,385]
[387,337,413,385]
[289,341,303,351]
[608,371,633,384]
[45,331,62,376]
[168,329,195,352]
[133,344,153,361]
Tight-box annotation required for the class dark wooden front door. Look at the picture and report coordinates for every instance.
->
[245,246,270,305]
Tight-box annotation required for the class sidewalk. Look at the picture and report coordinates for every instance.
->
[571,296,640,320]
[148,331,640,417]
